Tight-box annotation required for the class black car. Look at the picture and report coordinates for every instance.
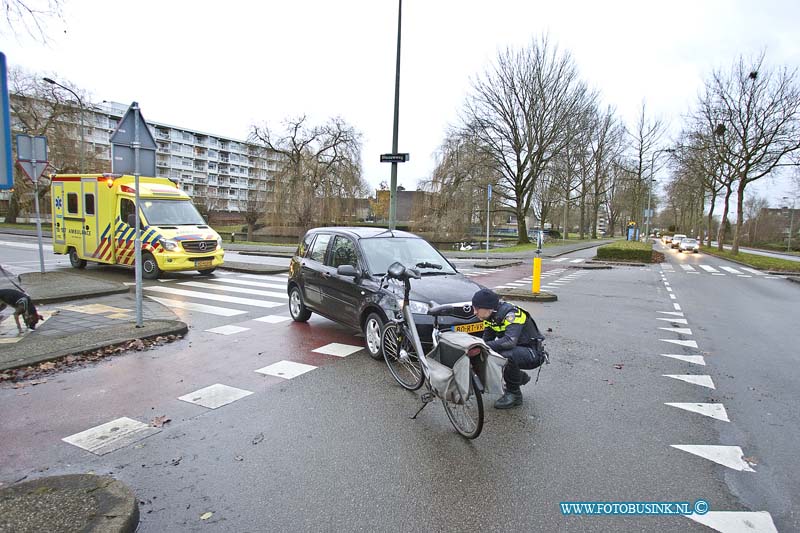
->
[287,227,486,359]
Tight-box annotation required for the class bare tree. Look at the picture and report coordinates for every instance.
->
[627,102,666,232]
[697,53,800,253]
[249,116,366,234]
[460,36,594,244]
[1,0,63,42]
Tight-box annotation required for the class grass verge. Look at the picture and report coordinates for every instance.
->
[700,247,800,273]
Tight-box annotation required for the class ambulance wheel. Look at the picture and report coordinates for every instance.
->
[142,252,161,280]
[198,268,216,275]
[69,248,87,269]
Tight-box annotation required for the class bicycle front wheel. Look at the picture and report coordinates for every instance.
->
[381,322,424,391]
[442,372,484,439]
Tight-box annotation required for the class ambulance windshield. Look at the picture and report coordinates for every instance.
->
[141,200,206,226]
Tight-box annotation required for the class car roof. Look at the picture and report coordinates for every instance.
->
[305,226,421,240]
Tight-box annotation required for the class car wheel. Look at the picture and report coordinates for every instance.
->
[142,252,161,280]
[69,248,87,269]
[289,286,311,322]
[363,312,385,360]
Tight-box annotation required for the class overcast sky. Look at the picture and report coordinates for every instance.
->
[3,0,800,205]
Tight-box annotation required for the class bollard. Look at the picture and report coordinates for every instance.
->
[231,232,235,243]
[532,256,541,293]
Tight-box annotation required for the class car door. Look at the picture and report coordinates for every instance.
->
[320,235,363,328]
[300,232,332,309]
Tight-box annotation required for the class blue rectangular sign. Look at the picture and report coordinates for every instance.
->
[1,52,13,190]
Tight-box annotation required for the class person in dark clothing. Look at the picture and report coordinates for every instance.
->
[471,288,546,409]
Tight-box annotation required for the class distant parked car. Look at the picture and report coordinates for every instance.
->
[678,238,700,253]
[671,234,687,248]
[287,227,486,359]
[663,235,673,244]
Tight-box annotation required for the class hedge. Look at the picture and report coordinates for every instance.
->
[596,240,656,262]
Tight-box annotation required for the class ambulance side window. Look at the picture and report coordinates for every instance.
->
[67,193,79,215]
[120,199,135,226]
[84,194,95,215]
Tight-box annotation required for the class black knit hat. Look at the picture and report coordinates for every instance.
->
[472,288,500,310]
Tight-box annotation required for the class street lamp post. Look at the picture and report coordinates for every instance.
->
[43,77,85,173]
[646,148,675,239]
[783,196,796,252]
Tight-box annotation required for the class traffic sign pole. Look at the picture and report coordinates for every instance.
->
[31,163,45,273]
[16,134,49,273]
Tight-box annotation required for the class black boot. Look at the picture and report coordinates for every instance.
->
[520,371,531,386]
[494,389,523,409]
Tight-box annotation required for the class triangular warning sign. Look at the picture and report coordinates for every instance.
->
[110,102,156,150]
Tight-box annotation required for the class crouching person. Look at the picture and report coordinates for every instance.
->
[471,288,546,409]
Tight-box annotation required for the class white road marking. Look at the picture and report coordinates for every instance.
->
[670,445,755,472]
[665,402,730,422]
[699,265,720,273]
[660,339,698,348]
[237,273,293,283]
[658,327,692,335]
[660,354,705,365]
[144,286,283,308]
[740,267,764,275]
[658,311,685,317]
[312,343,363,357]
[551,258,568,262]
[180,281,288,299]
[178,384,253,409]
[569,258,584,263]
[146,296,247,317]
[666,287,673,292]
[255,360,317,379]
[253,315,292,324]
[737,275,752,278]
[661,264,675,271]
[663,374,715,389]
[657,317,688,324]
[62,417,159,455]
[209,278,286,290]
[712,272,726,276]
[680,264,696,271]
[720,266,743,274]
[206,325,250,335]
[669,294,676,299]
[673,303,682,311]
[0,240,54,251]
[687,511,777,533]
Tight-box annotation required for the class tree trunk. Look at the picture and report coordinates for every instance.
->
[247,223,254,242]
[4,189,21,224]
[705,189,717,248]
[717,185,733,251]
[516,206,530,244]
[731,178,746,255]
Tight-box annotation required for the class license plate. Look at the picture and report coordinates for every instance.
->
[196,259,213,269]
[453,322,484,333]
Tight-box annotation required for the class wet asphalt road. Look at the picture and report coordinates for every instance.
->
[1,238,798,531]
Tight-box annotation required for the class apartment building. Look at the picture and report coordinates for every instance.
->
[8,97,280,214]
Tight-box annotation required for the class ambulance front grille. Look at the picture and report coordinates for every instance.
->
[182,240,218,253]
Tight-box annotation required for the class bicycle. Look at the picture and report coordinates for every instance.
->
[380,261,506,439]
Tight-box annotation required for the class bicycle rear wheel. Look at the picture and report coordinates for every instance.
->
[442,372,484,439]
[381,322,424,391]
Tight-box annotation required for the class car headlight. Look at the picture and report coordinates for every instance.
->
[217,236,222,248]
[396,298,430,314]
[160,238,180,251]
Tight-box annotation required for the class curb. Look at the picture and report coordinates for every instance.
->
[585,260,648,268]
[0,474,138,533]
[495,288,557,302]
[31,287,131,305]
[235,250,294,258]
[0,320,188,372]
[218,262,289,275]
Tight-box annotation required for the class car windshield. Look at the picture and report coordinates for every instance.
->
[141,200,206,226]
[682,239,697,244]
[360,237,456,275]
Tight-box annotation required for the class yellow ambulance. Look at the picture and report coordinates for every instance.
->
[51,174,224,279]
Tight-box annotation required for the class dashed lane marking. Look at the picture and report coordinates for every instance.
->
[670,445,756,472]
[665,402,730,422]
[206,325,250,335]
[663,374,715,389]
[146,296,247,317]
[62,417,160,456]
[255,360,317,379]
[143,286,283,308]
[312,343,363,357]
[178,384,254,409]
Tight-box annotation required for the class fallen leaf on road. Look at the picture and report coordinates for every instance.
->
[38,362,56,371]
[151,415,171,428]
[252,433,264,445]
[743,456,758,465]
[200,512,213,520]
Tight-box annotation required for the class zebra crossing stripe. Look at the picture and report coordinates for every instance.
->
[209,278,286,290]
[179,281,289,299]
[206,325,250,335]
[551,258,568,262]
[569,258,584,263]
[699,265,719,273]
[237,273,292,283]
[680,265,695,271]
[740,267,764,275]
[144,286,283,308]
[146,296,247,316]
[720,266,743,274]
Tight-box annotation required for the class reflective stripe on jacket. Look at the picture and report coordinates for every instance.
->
[482,302,541,352]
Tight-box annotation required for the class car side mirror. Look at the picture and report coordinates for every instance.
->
[337,265,359,278]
